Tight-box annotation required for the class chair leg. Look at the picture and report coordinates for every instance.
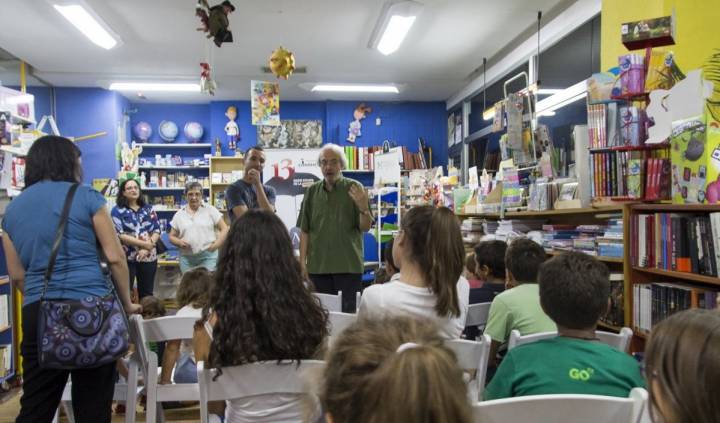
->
[51,408,59,423]
[125,362,139,423]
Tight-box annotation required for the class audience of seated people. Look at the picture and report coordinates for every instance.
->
[485,252,645,399]
[372,238,399,284]
[358,206,469,339]
[464,240,508,341]
[321,315,473,423]
[484,237,556,367]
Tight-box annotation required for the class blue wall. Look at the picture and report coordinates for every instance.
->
[25,87,448,180]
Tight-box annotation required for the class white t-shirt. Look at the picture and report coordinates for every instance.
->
[359,276,470,339]
[170,204,222,254]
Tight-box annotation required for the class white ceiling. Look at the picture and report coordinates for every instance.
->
[0,0,568,103]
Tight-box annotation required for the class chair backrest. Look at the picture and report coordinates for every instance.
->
[446,334,492,401]
[131,314,198,370]
[314,292,342,312]
[596,327,633,352]
[472,387,648,423]
[465,302,491,327]
[197,360,325,423]
[328,311,357,338]
[508,328,634,352]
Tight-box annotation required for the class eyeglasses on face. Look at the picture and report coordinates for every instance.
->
[320,159,340,167]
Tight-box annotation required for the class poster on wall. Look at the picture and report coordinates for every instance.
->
[262,149,322,247]
[251,80,280,126]
[257,120,322,149]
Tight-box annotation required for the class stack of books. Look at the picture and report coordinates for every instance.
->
[597,219,624,258]
[461,218,484,245]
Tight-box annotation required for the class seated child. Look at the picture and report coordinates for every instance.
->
[140,296,167,363]
[484,238,555,366]
[321,315,473,423]
[160,267,212,384]
[469,240,507,304]
[645,308,720,423]
[485,252,645,399]
[373,239,400,284]
[463,253,482,289]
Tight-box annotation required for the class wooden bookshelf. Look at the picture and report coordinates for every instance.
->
[625,203,720,350]
[457,205,624,219]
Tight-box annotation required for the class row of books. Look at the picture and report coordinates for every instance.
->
[630,213,720,277]
[142,171,209,189]
[589,151,669,199]
[587,103,648,149]
[541,220,624,258]
[633,283,719,334]
[343,146,428,171]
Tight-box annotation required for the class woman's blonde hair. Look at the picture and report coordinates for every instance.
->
[321,316,472,423]
[645,308,720,423]
[176,267,213,309]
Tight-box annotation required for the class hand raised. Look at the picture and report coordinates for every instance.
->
[348,183,369,210]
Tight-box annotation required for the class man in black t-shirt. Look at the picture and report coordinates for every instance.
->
[226,146,276,222]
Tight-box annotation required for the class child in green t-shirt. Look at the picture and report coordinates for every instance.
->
[485,252,645,400]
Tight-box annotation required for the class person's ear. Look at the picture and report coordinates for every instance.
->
[480,264,491,279]
[505,270,517,288]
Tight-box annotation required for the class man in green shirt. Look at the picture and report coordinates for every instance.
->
[484,238,556,367]
[298,144,373,312]
[485,252,645,400]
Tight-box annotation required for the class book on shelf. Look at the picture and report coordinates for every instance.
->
[589,152,669,200]
[631,212,720,276]
[0,294,7,327]
[601,273,625,328]
[633,282,719,334]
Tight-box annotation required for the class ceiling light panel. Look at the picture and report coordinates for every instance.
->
[53,3,120,50]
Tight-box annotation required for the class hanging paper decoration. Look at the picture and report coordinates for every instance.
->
[268,46,296,80]
[251,80,280,126]
[347,103,372,144]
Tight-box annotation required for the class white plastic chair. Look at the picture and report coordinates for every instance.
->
[508,327,634,352]
[314,292,342,312]
[197,360,325,423]
[473,387,648,423]
[465,302,491,335]
[128,314,199,423]
[328,311,357,337]
[446,334,492,400]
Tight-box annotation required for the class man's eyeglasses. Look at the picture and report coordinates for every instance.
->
[320,159,340,167]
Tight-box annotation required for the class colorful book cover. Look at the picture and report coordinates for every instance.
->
[627,159,644,199]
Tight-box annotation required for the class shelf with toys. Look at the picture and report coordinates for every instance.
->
[209,155,245,212]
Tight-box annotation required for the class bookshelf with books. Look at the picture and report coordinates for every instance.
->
[626,204,720,345]
[342,144,430,172]
[0,241,16,387]
[209,156,244,213]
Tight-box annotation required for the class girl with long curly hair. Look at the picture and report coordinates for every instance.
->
[193,209,328,422]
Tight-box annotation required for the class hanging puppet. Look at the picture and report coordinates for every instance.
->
[196,0,235,47]
[200,62,217,95]
[347,103,372,144]
[225,106,240,153]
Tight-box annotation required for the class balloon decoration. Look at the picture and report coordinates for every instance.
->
[268,46,296,80]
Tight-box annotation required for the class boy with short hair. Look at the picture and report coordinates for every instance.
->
[485,252,645,399]
[483,238,556,366]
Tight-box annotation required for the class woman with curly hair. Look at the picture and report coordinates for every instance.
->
[193,209,328,422]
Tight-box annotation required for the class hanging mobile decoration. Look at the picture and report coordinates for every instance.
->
[200,62,217,95]
[268,46,296,80]
[196,0,235,47]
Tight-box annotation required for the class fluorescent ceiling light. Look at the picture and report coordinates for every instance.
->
[109,82,201,92]
[312,84,399,93]
[537,110,556,117]
[54,4,119,50]
[536,80,587,114]
[369,1,423,55]
[482,107,495,121]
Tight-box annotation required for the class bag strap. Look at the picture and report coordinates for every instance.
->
[42,183,80,298]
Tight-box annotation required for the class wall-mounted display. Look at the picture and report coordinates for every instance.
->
[257,119,322,149]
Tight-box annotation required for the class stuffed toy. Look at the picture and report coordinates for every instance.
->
[200,62,217,95]
[196,0,235,47]
[268,46,296,79]
[347,103,372,143]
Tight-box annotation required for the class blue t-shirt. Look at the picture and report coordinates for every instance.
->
[225,179,276,222]
[2,181,109,306]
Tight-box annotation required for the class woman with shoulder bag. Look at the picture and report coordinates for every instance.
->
[111,178,161,299]
[2,136,142,423]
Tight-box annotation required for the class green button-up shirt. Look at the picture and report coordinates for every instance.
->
[298,176,364,274]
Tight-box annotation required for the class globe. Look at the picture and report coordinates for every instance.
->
[158,120,178,142]
[184,121,204,142]
[133,121,152,142]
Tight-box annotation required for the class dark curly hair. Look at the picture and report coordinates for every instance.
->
[24,135,82,188]
[505,237,546,283]
[474,240,507,279]
[208,210,328,372]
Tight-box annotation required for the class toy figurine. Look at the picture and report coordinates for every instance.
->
[268,46,296,79]
[214,137,222,157]
[347,103,372,144]
[196,0,235,47]
[224,106,239,152]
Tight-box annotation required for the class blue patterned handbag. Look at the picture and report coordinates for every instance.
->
[37,183,130,369]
